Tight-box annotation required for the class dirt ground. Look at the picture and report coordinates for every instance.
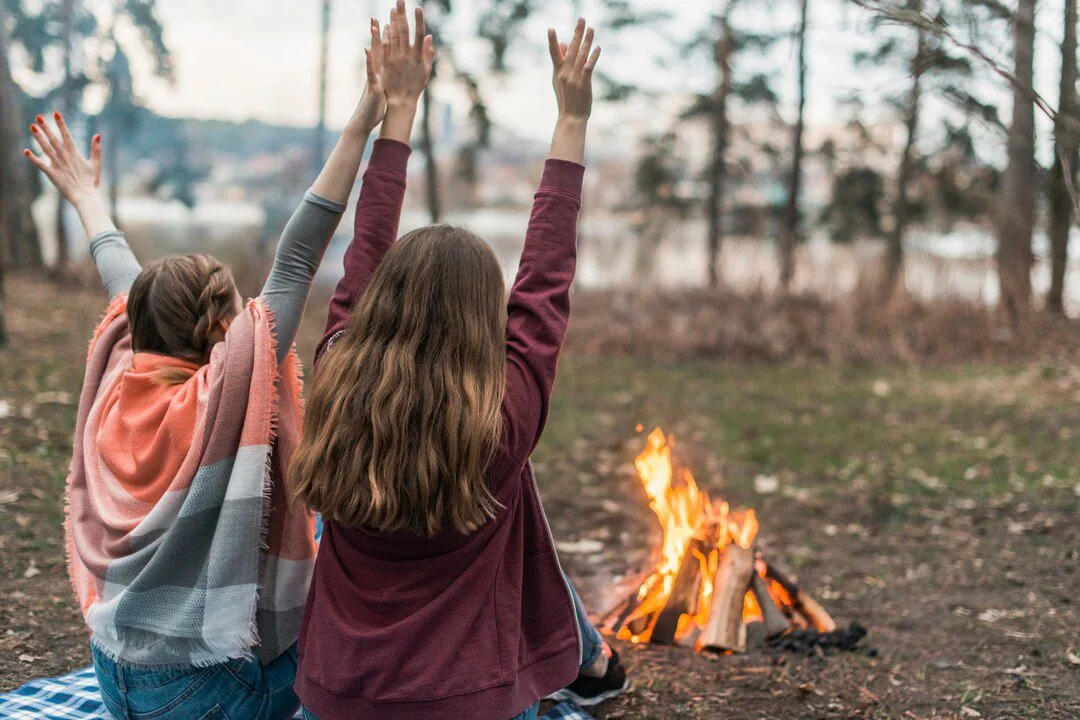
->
[2,275,1079,719]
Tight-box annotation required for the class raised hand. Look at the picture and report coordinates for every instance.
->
[546,19,601,164]
[381,0,435,106]
[347,19,389,137]
[548,19,602,122]
[25,113,103,206]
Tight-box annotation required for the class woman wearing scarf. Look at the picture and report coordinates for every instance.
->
[23,16,398,720]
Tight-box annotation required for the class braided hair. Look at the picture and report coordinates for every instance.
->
[127,254,240,385]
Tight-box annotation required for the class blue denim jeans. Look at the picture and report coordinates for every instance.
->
[92,643,301,720]
[300,575,604,720]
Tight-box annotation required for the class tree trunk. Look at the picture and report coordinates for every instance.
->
[109,116,121,221]
[314,0,331,176]
[421,83,442,222]
[706,13,734,289]
[53,0,76,276]
[995,0,1038,328]
[779,0,808,290]
[0,8,43,271]
[1047,0,1077,315]
[884,23,926,300]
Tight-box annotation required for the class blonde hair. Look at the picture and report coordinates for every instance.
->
[127,254,239,385]
[291,226,507,537]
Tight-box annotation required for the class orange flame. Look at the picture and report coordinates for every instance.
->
[616,428,771,645]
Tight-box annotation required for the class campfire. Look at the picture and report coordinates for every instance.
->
[601,428,837,652]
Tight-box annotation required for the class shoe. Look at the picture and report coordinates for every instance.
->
[547,649,630,707]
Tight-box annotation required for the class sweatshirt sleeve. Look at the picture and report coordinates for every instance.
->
[90,230,143,298]
[501,159,584,464]
[316,139,411,363]
[260,190,346,365]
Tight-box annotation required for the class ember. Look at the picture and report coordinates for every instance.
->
[602,428,838,652]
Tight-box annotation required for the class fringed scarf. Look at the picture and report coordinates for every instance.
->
[65,294,317,667]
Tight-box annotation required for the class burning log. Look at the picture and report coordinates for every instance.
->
[701,542,754,652]
[650,538,707,645]
[604,428,847,654]
[763,562,837,633]
[750,572,791,639]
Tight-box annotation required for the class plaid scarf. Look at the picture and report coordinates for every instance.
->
[65,294,316,667]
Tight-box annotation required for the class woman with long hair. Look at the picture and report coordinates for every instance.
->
[291,10,628,719]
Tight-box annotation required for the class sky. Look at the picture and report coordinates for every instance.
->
[20,0,1075,160]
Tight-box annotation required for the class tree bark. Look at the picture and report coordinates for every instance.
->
[314,0,331,176]
[706,11,734,289]
[884,23,926,300]
[1047,0,1078,315]
[421,83,441,223]
[779,0,808,290]
[0,8,43,271]
[995,0,1038,328]
[53,0,77,276]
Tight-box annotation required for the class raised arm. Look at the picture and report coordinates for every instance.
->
[503,19,600,462]
[260,19,390,364]
[26,114,141,297]
[318,0,434,360]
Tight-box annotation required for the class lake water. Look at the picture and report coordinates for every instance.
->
[45,193,1080,316]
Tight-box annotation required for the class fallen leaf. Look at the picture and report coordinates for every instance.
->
[555,539,604,555]
[23,560,40,579]
[33,391,74,405]
[17,654,36,663]
[0,490,19,505]
[960,708,982,718]
[754,474,779,494]
[1066,648,1080,666]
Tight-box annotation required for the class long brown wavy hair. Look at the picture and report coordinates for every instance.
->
[292,226,507,536]
[127,254,240,385]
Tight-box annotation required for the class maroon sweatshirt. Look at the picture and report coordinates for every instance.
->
[295,138,585,720]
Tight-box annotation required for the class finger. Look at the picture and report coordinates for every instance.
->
[23,148,52,176]
[382,22,391,51]
[565,18,585,67]
[388,7,400,55]
[369,20,382,70]
[583,45,602,74]
[560,43,568,60]
[54,112,75,150]
[413,6,426,58]
[34,116,63,158]
[30,123,59,163]
[547,29,562,67]
[396,1,409,53]
[575,28,595,75]
[423,34,435,69]
[90,135,103,185]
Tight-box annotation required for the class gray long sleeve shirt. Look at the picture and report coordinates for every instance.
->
[90,189,345,365]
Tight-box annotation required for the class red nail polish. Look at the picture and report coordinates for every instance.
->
[54,112,61,120]
[36,115,44,123]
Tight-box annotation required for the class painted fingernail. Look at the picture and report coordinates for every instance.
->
[36,115,44,124]
[24,149,30,156]
[54,112,61,120]
[30,125,37,132]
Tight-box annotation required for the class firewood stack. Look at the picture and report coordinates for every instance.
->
[602,546,836,653]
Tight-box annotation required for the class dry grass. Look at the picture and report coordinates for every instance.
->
[566,285,1080,365]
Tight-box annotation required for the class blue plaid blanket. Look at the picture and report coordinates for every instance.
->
[0,667,595,720]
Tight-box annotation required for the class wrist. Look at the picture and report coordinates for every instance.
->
[385,96,420,113]
[381,101,419,144]
[556,114,589,128]
[69,187,107,210]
